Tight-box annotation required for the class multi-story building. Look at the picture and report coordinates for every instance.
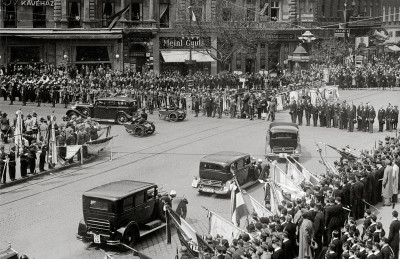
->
[382,0,400,46]
[0,0,386,76]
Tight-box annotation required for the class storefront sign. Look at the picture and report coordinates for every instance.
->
[160,37,211,49]
[20,0,55,6]
[334,29,349,38]
[130,52,146,57]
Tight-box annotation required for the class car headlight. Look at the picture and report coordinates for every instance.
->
[71,106,76,109]
[295,150,299,154]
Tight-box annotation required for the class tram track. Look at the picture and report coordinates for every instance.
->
[0,119,266,206]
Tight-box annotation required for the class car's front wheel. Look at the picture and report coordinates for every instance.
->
[116,114,128,124]
[135,127,144,137]
[170,113,178,122]
[119,227,136,252]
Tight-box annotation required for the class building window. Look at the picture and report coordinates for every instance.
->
[222,7,232,21]
[395,31,400,37]
[33,6,46,28]
[102,1,115,27]
[246,0,255,21]
[10,47,41,63]
[191,0,204,22]
[76,46,110,62]
[4,4,17,28]
[131,0,143,21]
[259,0,268,16]
[68,0,82,28]
[271,1,279,21]
[388,31,393,37]
[236,52,242,70]
[160,1,170,28]
[391,6,395,22]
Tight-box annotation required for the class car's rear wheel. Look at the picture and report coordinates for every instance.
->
[119,227,136,252]
[67,111,77,118]
[170,113,178,122]
[116,114,128,124]
[148,124,155,134]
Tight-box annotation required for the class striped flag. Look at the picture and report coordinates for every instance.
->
[230,185,249,226]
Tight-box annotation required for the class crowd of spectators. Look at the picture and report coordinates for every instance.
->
[179,135,400,259]
[0,110,102,184]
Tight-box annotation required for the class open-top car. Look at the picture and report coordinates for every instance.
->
[192,151,268,195]
[159,107,186,122]
[66,97,138,124]
[265,122,301,161]
[124,119,155,136]
[77,180,188,251]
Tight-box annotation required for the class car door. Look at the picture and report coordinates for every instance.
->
[93,100,109,119]
[235,157,250,185]
[144,188,156,220]
[132,191,147,225]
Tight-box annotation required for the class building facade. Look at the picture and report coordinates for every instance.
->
[0,0,387,76]
[382,0,400,45]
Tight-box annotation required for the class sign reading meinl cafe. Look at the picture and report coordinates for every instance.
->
[20,0,55,6]
[159,37,211,49]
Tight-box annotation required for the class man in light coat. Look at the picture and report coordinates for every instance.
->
[393,161,400,204]
[382,159,394,206]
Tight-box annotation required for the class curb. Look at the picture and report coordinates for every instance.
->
[0,155,100,188]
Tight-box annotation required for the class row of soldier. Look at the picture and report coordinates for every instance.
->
[289,99,399,133]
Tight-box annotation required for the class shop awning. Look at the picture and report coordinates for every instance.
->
[387,45,400,52]
[0,29,123,39]
[161,50,215,63]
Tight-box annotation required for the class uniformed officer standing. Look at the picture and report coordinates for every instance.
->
[367,103,376,133]
[305,100,311,126]
[386,103,393,132]
[357,102,363,130]
[378,105,386,132]
[348,103,356,132]
[324,101,331,128]
[361,105,368,132]
[297,100,304,125]
[309,103,317,126]
[289,100,297,123]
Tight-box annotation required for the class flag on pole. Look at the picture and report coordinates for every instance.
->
[230,185,249,227]
[248,194,274,217]
[196,233,214,259]
[108,4,130,30]
[191,8,197,22]
[208,210,249,244]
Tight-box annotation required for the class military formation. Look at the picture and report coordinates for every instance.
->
[289,99,399,133]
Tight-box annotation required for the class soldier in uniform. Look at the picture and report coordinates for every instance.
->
[311,103,319,127]
[297,99,304,126]
[367,103,376,133]
[386,103,393,132]
[378,105,386,132]
[357,102,363,130]
[305,99,312,126]
[289,100,297,123]
[325,101,331,128]
[348,102,356,132]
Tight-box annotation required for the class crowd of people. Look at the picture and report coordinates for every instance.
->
[289,99,399,133]
[180,135,400,259]
[0,111,102,184]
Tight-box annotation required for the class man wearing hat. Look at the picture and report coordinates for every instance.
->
[0,145,8,184]
[212,245,227,259]
[388,210,400,259]
[378,105,386,132]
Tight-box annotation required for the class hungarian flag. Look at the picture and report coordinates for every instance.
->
[230,185,249,226]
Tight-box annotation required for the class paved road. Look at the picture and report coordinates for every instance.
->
[0,89,399,259]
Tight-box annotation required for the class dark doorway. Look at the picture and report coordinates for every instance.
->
[129,44,147,74]
[245,59,254,73]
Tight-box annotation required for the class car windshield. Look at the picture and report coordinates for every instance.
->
[271,132,297,139]
[89,199,110,211]
[201,162,224,171]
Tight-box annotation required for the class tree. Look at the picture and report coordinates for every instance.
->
[311,37,353,66]
[176,1,287,71]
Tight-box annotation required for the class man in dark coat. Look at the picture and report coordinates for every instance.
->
[357,102,364,130]
[388,210,400,259]
[378,105,386,132]
[297,100,304,125]
[305,100,312,126]
[367,104,376,133]
[312,103,319,127]
[348,103,356,132]
[289,100,297,123]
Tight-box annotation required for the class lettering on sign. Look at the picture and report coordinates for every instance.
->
[159,37,211,49]
[20,0,55,6]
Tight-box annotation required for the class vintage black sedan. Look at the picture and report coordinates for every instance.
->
[66,97,138,124]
